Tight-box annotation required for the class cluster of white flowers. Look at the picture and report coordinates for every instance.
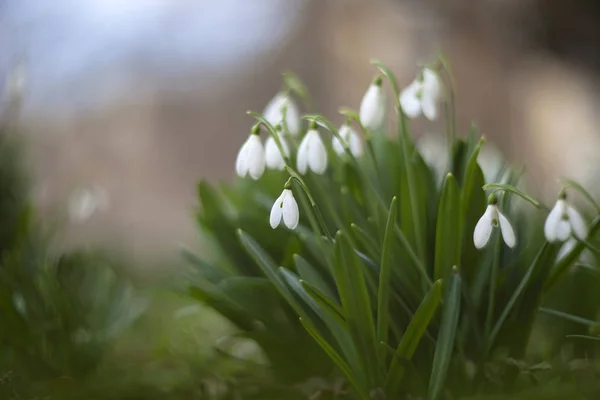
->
[235,67,445,231]
[235,65,591,268]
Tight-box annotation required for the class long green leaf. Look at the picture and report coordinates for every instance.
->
[428,270,461,400]
[333,230,379,388]
[377,197,398,362]
[301,280,345,325]
[539,307,600,328]
[299,317,368,399]
[488,242,553,349]
[434,174,461,280]
[386,279,443,395]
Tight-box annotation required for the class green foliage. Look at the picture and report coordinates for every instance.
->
[189,63,600,399]
[0,124,147,398]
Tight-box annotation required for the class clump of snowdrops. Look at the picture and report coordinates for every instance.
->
[187,57,600,399]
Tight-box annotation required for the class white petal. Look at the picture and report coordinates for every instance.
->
[235,137,251,177]
[332,136,344,157]
[556,237,577,263]
[307,131,328,175]
[567,205,588,240]
[332,125,347,157]
[347,128,363,157]
[281,190,299,229]
[284,99,301,136]
[498,211,516,248]
[421,93,438,121]
[263,93,286,127]
[359,84,385,131]
[269,191,285,229]
[296,132,311,175]
[544,200,564,242]
[422,68,442,100]
[265,136,289,170]
[473,205,495,249]
[399,81,422,119]
[246,135,266,180]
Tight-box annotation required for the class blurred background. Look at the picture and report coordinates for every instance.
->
[3,0,600,398]
[2,0,600,267]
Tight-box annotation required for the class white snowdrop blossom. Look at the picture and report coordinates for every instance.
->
[332,124,363,158]
[265,134,290,170]
[297,127,328,175]
[235,132,265,180]
[68,186,109,223]
[270,188,299,230]
[399,68,441,121]
[263,92,301,136]
[473,199,516,249]
[544,192,588,242]
[359,77,385,131]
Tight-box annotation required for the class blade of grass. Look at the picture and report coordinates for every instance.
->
[428,269,461,400]
[377,197,398,363]
[385,279,443,396]
[434,174,461,280]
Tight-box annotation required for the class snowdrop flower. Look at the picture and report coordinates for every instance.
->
[400,68,441,121]
[68,185,109,223]
[297,123,328,175]
[473,195,516,249]
[359,76,385,131]
[332,123,363,158]
[263,92,301,136]
[235,126,265,180]
[270,184,299,230]
[265,126,290,170]
[544,190,588,242]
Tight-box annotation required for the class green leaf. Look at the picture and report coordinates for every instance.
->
[434,174,461,280]
[299,317,368,399]
[333,230,379,388]
[351,223,381,261]
[294,254,335,299]
[377,197,398,361]
[237,229,309,320]
[301,280,345,326]
[386,279,443,396]
[460,141,486,285]
[539,307,600,328]
[488,242,555,351]
[428,270,461,400]
[189,285,255,331]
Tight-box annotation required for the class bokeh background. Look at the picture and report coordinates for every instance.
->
[3,1,600,398]
[3,0,600,268]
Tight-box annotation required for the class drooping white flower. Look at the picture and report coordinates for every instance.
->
[332,124,363,158]
[399,68,441,121]
[263,92,301,136]
[297,127,328,175]
[235,132,265,180]
[473,197,516,249]
[265,134,290,170]
[270,188,299,230]
[544,191,588,242]
[359,76,385,131]
[68,185,109,223]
